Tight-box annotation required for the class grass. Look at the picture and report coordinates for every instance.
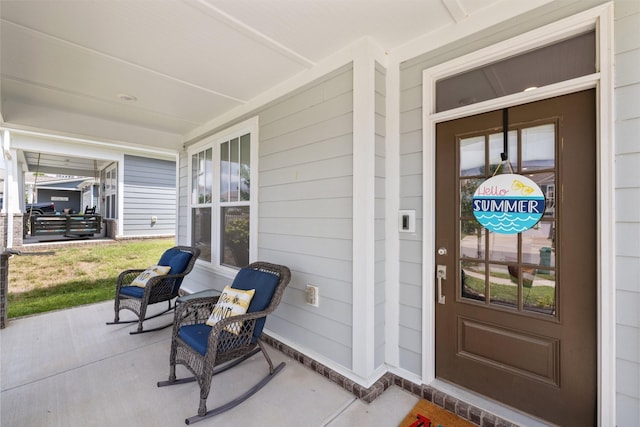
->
[7,238,175,318]
[464,274,556,312]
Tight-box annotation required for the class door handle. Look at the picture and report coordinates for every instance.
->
[436,265,447,304]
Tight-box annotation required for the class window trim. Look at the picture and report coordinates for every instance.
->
[187,116,259,275]
[104,163,118,219]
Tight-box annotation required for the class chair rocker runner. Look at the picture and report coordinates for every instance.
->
[107,246,200,334]
[157,261,291,424]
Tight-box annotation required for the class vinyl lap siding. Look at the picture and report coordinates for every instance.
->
[258,64,355,369]
[614,2,640,424]
[398,61,424,374]
[374,62,386,369]
[122,155,176,236]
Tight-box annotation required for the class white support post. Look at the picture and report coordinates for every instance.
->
[352,43,377,379]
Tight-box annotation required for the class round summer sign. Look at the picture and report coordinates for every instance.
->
[472,174,545,234]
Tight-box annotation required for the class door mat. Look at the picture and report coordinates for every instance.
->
[399,399,477,427]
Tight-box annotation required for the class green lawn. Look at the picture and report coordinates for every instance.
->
[8,238,175,318]
[463,274,556,312]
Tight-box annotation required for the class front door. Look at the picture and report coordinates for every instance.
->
[435,90,596,426]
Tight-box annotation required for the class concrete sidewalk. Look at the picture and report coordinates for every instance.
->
[0,301,418,426]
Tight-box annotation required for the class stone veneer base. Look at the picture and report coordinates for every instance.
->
[262,334,521,427]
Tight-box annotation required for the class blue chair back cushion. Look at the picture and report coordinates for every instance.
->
[231,268,280,341]
[158,248,193,275]
[178,268,280,354]
[158,248,193,292]
[119,286,144,299]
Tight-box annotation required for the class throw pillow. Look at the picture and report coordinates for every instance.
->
[130,265,171,288]
[231,267,280,341]
[206,285,255,335]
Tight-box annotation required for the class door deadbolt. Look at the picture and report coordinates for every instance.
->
[437,247,447,256]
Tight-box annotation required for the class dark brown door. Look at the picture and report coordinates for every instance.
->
[435,90,596,426]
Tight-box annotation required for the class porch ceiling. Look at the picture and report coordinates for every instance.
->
[1,0,516,150]
[22,151,110,176]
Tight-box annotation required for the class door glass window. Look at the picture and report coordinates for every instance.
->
[522,124,555,171]
[489,131,517,172]
[489,263,518,309]
[459,135,485,176]
[458,122,557,316]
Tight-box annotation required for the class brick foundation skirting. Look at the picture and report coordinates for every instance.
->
[262,334,520,427]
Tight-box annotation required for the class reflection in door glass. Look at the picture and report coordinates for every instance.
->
[529,173,556,218]
[461,260,485,302]
[460,178,484,216]
[457,120,558,318]
[488,232,517,264]
[460,220,485,259]
[522,226,555,267]
[489,263,518,309]
[460,136,485,176]
[524,269,556,315]
[522,124,555,171]
[489,131,517,173]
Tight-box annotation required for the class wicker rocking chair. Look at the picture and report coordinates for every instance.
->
[107,246,200,334]
[157,261,291,425]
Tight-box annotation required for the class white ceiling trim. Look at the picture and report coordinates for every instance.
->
[391,0,556,63]
[190,0,316,69]
[3,126,176,161]
[183,37,387,145]
[442,0,469,23]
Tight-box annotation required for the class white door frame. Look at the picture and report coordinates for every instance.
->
[421,4,614,425]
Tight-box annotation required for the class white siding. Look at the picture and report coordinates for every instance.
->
[122,155,176,236]
[259,65,354,369]
[180,64,356,368]
[615,1,640,424]
[398,63,424,374]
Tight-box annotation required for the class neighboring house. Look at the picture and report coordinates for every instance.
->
[22,156,177,240]
[3,136,177,243]
[96,155,177,239]
[0,1,638,426]
[120,155,177,238]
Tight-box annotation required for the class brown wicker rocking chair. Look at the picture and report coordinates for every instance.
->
[157,261,291,425]
[107,246,200,334]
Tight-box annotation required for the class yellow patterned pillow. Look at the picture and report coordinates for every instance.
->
[206,285,255,335]
[130,265,171,288]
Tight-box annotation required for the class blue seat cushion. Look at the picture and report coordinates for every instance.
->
[120,286,144,298]
[178,324,212,356]
[158,248,193,275]
[231,268,280,340]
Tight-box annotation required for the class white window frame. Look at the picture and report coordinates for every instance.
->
[104,163,118,219]
[187,117,259,276]
[421,4,614,426]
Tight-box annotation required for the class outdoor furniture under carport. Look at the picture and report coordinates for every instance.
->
[29,213,102,238]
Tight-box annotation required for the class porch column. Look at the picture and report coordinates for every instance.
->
[1,130,22,248]
[352,41,387,380]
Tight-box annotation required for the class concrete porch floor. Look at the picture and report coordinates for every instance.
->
[1,301,418,426]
